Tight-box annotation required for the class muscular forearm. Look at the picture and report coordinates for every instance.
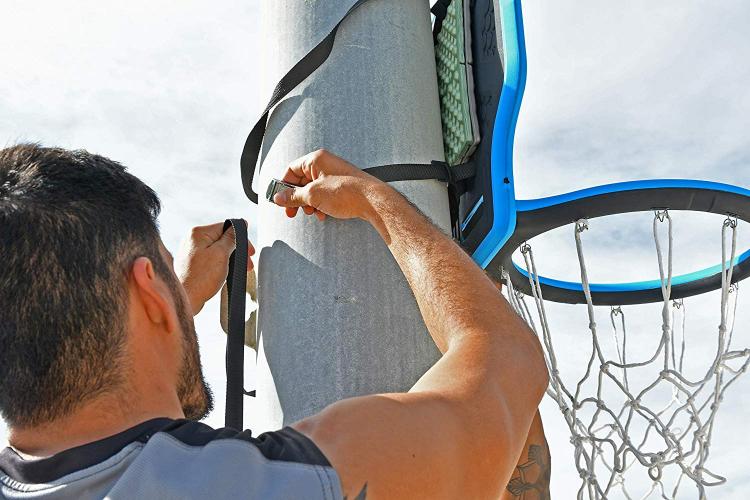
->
[363,182,548,490]
[362,181,543,359]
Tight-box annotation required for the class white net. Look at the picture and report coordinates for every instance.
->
[503,211,750,499]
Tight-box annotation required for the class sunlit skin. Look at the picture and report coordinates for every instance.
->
[273,149,548,499]
[8,224,253,458]
[7,149,547,500]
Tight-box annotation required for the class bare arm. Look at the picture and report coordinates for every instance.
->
[501,411,551,499]
[273,150,548,499]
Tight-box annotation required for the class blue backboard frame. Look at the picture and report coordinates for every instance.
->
[460,0,750,305]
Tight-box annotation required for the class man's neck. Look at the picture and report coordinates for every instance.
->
[8,392,184,458]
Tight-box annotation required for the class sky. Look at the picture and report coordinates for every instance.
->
[1,0,749,498]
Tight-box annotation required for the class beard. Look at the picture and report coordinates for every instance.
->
[169,278,214,421]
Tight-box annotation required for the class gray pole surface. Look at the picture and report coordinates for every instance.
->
[253,0,449,431]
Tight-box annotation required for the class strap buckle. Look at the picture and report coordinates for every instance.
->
[431,160,454,187]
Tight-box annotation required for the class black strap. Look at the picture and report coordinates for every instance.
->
[240,0,373,203]
[223,218,250,430]
[364,161,474,240]
[431,0,452,41]
[363,160,474,185]
[239,0,466,205]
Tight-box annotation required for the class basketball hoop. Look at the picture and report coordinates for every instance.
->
[499,180,750,499]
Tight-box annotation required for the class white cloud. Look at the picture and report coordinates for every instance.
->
[516,0,750,198]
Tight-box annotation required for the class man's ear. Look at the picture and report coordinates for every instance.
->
[131,257,179,335]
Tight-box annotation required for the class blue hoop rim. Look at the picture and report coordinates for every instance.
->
[497,179,750,305]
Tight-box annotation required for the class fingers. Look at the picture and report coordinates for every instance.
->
[281,149,324,185]
[190,221,227,246]
[201,221,228,239]
[273,184,327,221]
[218,231,255,271]
[281,168,309,186]
[216,224,256,258]
[283,206,326,220]
[190,221,254,249]
[215,226,237,253]
[273,184,310,208]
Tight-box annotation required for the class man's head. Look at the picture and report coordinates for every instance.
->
[0,144,212,429]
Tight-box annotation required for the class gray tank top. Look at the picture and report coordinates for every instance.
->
[0,418,343,499]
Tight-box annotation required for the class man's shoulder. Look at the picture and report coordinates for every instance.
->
[122,419,342,499]
[0,418,343,500]
[154,418,332,466]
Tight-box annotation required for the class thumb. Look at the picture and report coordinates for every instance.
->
[216,226,237,253]
[273,185,309,207]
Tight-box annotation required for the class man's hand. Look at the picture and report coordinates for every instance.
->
[272,149,381,222]
[176,222,255,315]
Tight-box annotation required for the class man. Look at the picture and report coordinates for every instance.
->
[0,144,548,499]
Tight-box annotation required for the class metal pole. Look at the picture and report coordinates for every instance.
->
[253,0,449,430]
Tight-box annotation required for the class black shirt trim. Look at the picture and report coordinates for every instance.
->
[0,418,331,484]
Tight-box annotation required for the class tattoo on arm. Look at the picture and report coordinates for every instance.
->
[506,444,551,499]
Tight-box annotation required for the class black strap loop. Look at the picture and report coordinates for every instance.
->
[223,218,250,430]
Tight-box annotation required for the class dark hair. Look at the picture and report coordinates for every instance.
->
[0,143,172,427]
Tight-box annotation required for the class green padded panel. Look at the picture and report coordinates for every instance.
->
[435,0,480,166]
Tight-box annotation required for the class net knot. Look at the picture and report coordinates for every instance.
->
[654,209,670,222]
[724,216,738,229]
[579,470,596,481]
[570,435,585,447]
[648,456,665,481]
[648,465,663,481]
